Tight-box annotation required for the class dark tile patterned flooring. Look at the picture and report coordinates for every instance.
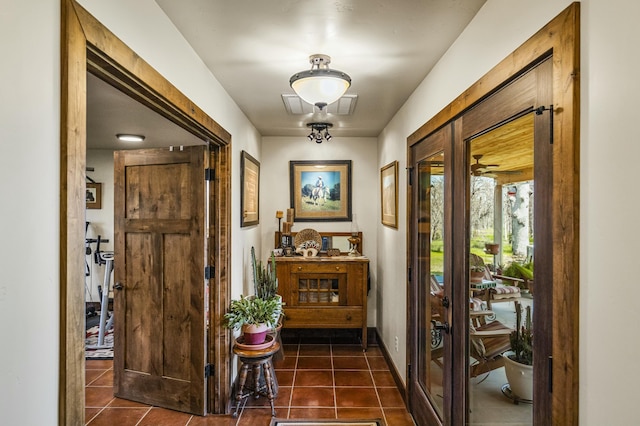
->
[85,331,415,425]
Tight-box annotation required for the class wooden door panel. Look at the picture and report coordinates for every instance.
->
[162,233,192,380]
[124,162,191,219]
[114,146,206,415]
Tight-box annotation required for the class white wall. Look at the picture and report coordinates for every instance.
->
[378,0,640,424]
[578,1,640,424]
[261,136,378,324]
[0,1,60,424]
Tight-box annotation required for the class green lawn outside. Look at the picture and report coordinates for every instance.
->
[428,236,513,275]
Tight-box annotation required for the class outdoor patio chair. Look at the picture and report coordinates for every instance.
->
[469,310,513,378]
[470,253,522,310]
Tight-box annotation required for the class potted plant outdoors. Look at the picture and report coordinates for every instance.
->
[501,260,534,293]
[503,301,533,401]
[224,295,281,345]
[469,256,486,284]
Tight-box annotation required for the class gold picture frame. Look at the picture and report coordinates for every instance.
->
[241,150,260,227]
[290,160,352,222]
[86,182,102,210]
[381,160,398,228]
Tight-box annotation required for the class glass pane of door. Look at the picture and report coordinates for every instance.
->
[417,151,446,417]
[467,113,534,424]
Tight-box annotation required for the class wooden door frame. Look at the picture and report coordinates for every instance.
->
[407,3,579,424]
[60,1,232,423]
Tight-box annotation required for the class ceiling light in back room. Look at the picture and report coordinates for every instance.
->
[116,134,145,142]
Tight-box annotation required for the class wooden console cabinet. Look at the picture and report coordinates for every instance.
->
[275,257,369,349]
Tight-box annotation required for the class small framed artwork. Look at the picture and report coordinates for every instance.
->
[381,160,398,228]
[86,182,102,210]
[241,150,260,227]
[290,160,352,222]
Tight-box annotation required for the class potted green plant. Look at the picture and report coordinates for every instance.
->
[469,255,486,283]
[501,260,534,292]
[503,301,533,400]
[251,246,283,327]
[224,295,281,345]
[223,247,283,345]
[252,246,278,300]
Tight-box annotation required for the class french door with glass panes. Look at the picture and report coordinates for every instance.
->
[407,57,553,425]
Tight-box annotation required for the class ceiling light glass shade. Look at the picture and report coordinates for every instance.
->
[290,54,351,107]
[290,70,351,106]
[116,134,145,142]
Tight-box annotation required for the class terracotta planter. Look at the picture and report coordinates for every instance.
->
[484,243,500,255]
[470,270,484,283]
[241,323,269,345]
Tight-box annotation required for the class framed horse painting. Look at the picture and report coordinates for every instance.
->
[289,160,352,222]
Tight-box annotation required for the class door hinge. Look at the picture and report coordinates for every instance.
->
[205,168,215,181]
[407,364,412,381]
[407,266,411,282]
[205,364,214,378]
[406,166,414,186]
[205,265,215,279]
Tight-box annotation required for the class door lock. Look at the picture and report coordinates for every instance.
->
[114,282,123,290]
[431,320,450,334]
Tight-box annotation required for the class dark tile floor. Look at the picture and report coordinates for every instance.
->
[85,331,415,425]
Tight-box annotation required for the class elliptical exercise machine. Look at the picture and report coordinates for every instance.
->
[86,235,115,349]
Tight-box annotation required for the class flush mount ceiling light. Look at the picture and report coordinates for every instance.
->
[116,134,145,142]
[290,54,351,110]
[306,122,333,144]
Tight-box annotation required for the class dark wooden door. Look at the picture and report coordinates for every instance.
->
[408,125,450,425]
[113,146,208,415]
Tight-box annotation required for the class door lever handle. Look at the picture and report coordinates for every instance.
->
[431,320,450,334]
[114,282,124,290]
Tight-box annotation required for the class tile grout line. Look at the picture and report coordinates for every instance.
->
[285,341,300,418]
[133,406,154,426]
[331,340,338,419]
[365,352,389,426]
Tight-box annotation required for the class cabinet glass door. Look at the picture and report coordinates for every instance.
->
[297,275,342,304]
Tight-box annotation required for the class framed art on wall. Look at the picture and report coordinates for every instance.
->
[289,160,352,222]
[86,182,102,210]
[241,150,260,227]
[381,160,398,228]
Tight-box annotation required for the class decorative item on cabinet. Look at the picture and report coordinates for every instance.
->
[348,214,361,257]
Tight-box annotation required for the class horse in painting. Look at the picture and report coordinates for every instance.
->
[311,186,329,205]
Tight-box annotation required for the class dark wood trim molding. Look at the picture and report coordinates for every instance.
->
[374,329,409,405]
[406,3,579,424]
[60,1,232,423]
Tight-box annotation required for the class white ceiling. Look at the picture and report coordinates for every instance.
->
[87,0,486,148]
